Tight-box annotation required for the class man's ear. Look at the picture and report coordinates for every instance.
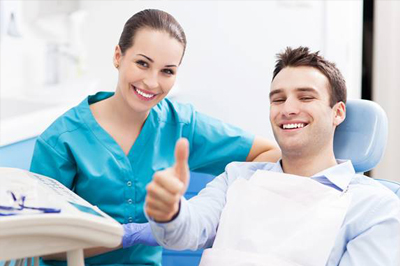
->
[113,45,122,68]
[333,101,346,126]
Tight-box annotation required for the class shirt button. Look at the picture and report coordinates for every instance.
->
[128,217,133,223]
[127,181,132,187]
[128,199,133,204]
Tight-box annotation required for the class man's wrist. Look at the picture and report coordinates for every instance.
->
[168,200,181,222]
[156,200,181,223]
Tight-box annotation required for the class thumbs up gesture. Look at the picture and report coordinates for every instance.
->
[145,138,190,222]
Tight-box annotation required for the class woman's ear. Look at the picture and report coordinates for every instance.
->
[333,101,346,127]
[113,45,122,68]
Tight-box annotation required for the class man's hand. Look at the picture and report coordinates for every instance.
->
[145,138,190,222]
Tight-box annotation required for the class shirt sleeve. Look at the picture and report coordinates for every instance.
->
[148,171,230,250]
[187,111,254,176]
[338,194,400,266]
[30,136,77,189]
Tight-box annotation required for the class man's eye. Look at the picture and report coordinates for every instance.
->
[272,99,285,103]
[300,97,314,101]
[162,69,175,75]
[136,60,149,68]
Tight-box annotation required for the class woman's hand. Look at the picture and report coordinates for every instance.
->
[122,223,159,248]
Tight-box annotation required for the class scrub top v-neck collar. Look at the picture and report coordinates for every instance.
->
[79,92,155,163]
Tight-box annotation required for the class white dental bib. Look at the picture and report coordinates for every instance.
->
[200,170,351,266]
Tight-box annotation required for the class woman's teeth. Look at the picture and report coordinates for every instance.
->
[135,87,155,99]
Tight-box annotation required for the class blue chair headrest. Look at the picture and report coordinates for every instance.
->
[333,99,388,173]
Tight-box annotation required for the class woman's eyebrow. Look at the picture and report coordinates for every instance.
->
[138,54,154,62]
[138,54,177,68]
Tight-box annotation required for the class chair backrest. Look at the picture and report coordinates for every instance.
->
[333,99,399,196]
[334,99,388,173]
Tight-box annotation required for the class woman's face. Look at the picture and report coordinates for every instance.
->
[114,28,184,114]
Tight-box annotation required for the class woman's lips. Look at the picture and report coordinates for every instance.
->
[132,85,157,101]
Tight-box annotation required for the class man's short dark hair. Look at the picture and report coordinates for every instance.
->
[273,47,347,107]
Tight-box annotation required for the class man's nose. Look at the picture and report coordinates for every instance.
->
[282,98,300,117]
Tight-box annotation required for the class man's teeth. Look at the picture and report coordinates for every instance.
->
[135,88,155,98]
[283,123,305,129]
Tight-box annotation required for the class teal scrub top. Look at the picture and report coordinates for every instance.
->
[30,92,254,266]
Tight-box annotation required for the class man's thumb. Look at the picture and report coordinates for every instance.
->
[174,138,190,187]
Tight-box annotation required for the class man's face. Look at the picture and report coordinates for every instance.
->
[269,66,345,157]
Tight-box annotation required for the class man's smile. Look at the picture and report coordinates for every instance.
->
[280,122,308,130]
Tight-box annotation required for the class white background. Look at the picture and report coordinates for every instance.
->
[0,0,363,145]
[78,0,363,139]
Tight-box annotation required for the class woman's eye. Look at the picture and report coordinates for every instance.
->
[162,69,175,75]
[136,60,149,68]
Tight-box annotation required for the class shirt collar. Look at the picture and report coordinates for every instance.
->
[312,160,355,191]
[272,159,355,191]
[270,161,285,173]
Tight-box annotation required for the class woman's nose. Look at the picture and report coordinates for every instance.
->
[143,71,159,89]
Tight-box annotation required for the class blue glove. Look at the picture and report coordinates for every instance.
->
[122,223,159,248]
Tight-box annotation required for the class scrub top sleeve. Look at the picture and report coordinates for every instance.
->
[30,136,76,189]
[188,111,254,176]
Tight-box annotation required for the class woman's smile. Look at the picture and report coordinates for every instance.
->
[131,85,158,101]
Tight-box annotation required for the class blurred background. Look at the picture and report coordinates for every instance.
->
[0,0,398,181]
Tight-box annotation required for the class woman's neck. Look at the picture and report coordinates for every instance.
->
[105,90,149,129]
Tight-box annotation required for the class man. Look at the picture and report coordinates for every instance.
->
[144,47,400,265]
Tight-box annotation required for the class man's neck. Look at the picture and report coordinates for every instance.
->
[281,148,337,177]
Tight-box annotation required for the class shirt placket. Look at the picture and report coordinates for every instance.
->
[124,159,136,224]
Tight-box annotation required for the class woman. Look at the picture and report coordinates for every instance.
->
[30,9,280,266]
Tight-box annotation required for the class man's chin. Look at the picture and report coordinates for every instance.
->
[278,143,307,157]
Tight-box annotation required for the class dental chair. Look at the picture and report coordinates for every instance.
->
[162,99,400,266]
[333,99,400,197]
[334,99,387,174]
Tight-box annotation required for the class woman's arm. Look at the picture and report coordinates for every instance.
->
[246,136,281,162]
[42,246,121,260]
[42,223,158,260]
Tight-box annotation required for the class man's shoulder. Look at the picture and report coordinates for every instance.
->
[352,174,399,198]
[349,174,400,214]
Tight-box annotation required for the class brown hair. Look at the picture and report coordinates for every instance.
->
[272,47,347,106]
[118,9,187,61]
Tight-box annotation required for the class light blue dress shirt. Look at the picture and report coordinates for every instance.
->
[30,92,254,266]
[149,160,400,266]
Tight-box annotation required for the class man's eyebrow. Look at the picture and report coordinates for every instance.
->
[269,89,283,99]
[138,54,178,68]
[269,87,320,99]
[296,87,319,94]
